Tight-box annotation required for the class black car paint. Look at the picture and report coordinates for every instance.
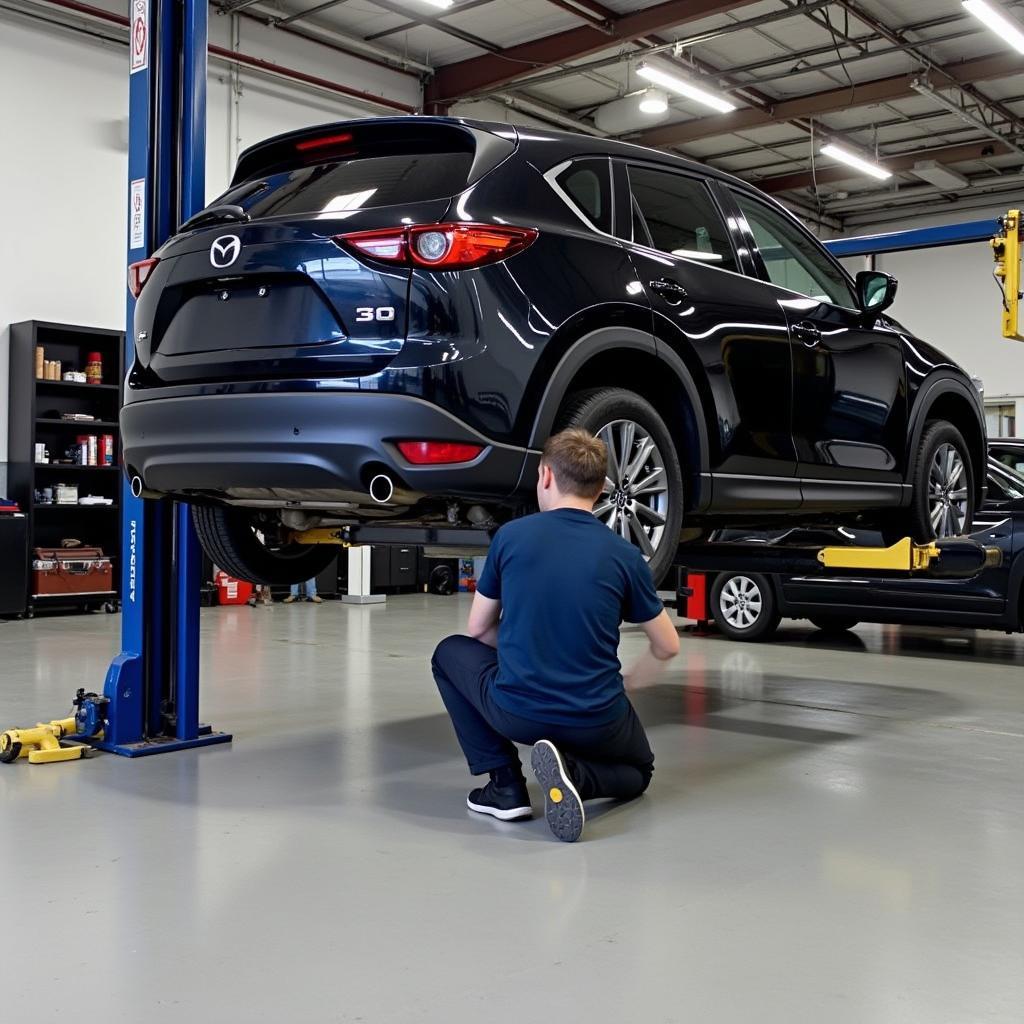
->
[121,116,986,526]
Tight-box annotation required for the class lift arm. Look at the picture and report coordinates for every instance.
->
[992,209,1023,342]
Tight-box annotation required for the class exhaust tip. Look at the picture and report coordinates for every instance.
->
[130,475,144,498]
[368,473,395,504]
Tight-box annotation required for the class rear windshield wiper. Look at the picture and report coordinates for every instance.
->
[180,204,251,233]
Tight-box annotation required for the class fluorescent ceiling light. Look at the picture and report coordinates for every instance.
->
[420,0,454,7]
[912,160,971,190]
[962,0,1024,55]
[820,143,893,181]
[636,63,737,114]
[638,88,668,115]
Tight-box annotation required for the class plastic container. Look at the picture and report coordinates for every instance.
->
[215,570,253,606]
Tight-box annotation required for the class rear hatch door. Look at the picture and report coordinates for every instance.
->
[133,120,515,385]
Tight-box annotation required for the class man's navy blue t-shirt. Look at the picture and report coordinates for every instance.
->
[476,507,664,726]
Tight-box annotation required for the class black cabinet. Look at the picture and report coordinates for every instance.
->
[7,321,125,614]
[0,515,29,616]
[341,545,423,595]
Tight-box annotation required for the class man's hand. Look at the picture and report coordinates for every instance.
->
[467,592,502,648]
[625,609,680,690]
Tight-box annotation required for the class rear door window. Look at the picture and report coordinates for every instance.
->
[624,165,736,272]
[554,159,612,234]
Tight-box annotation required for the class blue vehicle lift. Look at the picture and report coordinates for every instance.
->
[92,0,229,756]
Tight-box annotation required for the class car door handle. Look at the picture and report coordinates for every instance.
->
[792,321,822,347]
[649,278,688,304]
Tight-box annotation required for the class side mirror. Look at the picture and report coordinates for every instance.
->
[856,270,897,315]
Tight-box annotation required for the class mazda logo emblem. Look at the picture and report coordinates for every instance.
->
[210,234,241,269]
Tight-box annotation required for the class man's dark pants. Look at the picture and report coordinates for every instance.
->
[431,634,654,801]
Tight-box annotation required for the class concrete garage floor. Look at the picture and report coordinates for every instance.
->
[2,596,1023,1022]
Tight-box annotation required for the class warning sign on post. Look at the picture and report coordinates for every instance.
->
[130,178,146,251]
[130,0,148,74]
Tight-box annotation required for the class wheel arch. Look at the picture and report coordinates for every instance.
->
[526,318,711,511]
[908,377,986,508]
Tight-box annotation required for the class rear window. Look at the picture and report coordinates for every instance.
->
[214,124,506,221]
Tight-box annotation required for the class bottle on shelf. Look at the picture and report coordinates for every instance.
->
[85,351,103,385]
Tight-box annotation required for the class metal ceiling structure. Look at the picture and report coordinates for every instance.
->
[221,0,1024,229]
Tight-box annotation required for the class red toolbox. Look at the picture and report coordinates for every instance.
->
[32,547,113,597]
[215,570,253,606]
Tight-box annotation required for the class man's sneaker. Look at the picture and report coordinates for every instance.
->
[466,779,532,821]
[531,740,585,843]
[308,595,323,604]
[282,595,297,604]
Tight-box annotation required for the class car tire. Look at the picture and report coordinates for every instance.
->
[808,616,859,633]
[192,505,337,586]
[710,572,780,642]
[902,420,975,541]
[556,388,684,586]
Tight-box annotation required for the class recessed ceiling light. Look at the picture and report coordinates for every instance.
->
[820,143,893,181]
[636,63,737,114]
[638,88,668,115]
[962,0,1024,55]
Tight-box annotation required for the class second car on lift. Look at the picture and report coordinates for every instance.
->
[121,116,987,585]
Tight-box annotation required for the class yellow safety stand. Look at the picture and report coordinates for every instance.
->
[0,717,94,764]
[992,209,1023,342]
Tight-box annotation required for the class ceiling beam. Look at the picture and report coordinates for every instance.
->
[755,140,1008,194]
[424,0,763,108]
[635,51,1024,149]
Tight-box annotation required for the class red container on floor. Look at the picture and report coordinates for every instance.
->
[215,570,253,605]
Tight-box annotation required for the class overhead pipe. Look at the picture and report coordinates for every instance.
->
[22,0,418,113]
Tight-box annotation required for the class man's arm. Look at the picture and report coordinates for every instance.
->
[624,609,680,691]
[467,592,502,649]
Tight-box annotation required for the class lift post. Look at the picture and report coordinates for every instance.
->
[94,0,229,756]
[991,210,1023,343]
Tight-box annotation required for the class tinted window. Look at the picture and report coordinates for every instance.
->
[214,150,474,220]
[555,159,612,233]
[732,192,857,307]
[626,165,736,272]
[988,464,1024,501]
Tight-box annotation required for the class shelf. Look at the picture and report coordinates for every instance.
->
[34,503,118,511]
[35,379,119,392]
[36,418,119,429]
[35,464,119,472]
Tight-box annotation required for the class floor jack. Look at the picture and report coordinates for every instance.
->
[1,691,110,764]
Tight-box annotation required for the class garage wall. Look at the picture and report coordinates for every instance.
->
[839,204,1024,436]
[0,7,417,492]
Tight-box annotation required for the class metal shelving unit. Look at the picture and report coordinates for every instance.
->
[7,320,124,615]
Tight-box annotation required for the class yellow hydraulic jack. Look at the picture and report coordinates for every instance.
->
[0,690,107,765]
[992,209,1023,342]
[1,718,91,764]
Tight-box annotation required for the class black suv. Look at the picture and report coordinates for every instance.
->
[122,116,986,585]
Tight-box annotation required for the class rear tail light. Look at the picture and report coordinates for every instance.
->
[128,257,160,298]
[336,223,537,270]
[396,441,484,465]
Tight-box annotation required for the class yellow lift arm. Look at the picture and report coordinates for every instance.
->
[992,209,1023,342]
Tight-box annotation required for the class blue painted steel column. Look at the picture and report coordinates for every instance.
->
[172,0,207,742]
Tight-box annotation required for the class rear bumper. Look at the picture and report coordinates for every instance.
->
[121,391,529,503]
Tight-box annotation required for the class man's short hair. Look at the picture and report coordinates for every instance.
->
[542,428,608,499]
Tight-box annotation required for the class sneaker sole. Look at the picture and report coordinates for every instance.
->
[531,740,585,843]
[466,797,533,821]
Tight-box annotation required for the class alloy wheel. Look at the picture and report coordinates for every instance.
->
[718,575,763,630]
[928,443,969,538]
[592,419,670,560]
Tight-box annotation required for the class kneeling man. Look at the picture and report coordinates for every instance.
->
[431,428,680,842]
